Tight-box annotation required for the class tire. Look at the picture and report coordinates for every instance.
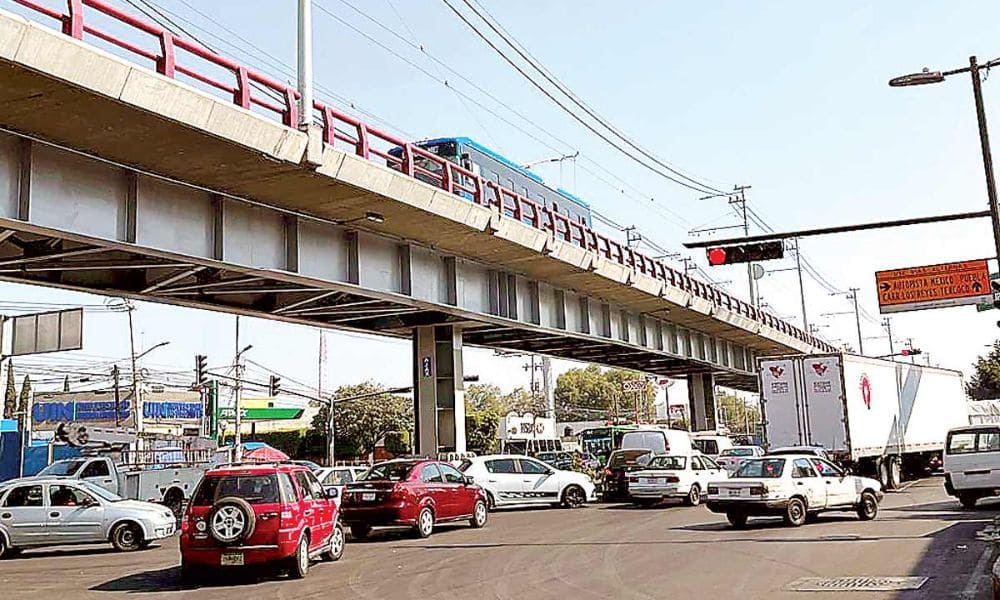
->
[886,456,902,491]
[110,522,144,552]
[960,493,979,509]
[685,484,701,507]
[726,512,748,529]
[163,490,185,522]
[877,459,891,489]
[208,497,256,545]
[485,491,497,512]
[0,535,11,560]
[287,535,310,579]
[783,497,807,527]
[414,507,434,538]
[857,491,878,521]
[350,524,371,540]
[561,485,586,509]
[321,523,345,562]
[470,500,488,529]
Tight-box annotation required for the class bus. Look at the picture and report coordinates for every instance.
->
[577,425,639,465]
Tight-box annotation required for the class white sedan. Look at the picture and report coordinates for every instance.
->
[715,446,765,474]
[706,455,883,528]
[459,455,596,509]
[628,454,728,506]
[316,466,369,507]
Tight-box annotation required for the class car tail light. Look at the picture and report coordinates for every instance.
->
[628,476,638,483]
[749,485,768,496]
[665,476,680,483]
[181,519,189,533]
[603,469,613,478]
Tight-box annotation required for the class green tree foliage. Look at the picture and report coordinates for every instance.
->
[464,383,548,453]
[554,366,655,422]
[302,382,413,461]
[717,394,760,435]
[968,341,1000,400]
[2,363,14,420]
[16,374,31,430]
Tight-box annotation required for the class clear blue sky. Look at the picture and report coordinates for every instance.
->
[4,0,1000,398]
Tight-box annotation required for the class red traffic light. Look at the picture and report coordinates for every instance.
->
[707,247,727,266]
[900,349,922,357]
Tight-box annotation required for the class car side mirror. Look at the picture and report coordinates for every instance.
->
[81,496,97,507]
[324,486,339,499]
[463,475,475,485]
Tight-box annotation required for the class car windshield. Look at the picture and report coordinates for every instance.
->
[361,462,415,482]
[735,458,786,478]
[608,450,650,469]
[192,474,280,505]
[647,456,686,470]
[38,459,88,476]
[78,481,124,502]
[721,448,756,457]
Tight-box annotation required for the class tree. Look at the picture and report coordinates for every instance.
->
[717,394,760,435]
[464,384,549,453]
[301,382,413,461]
[968,341,1000,399]
[16,374,31,431]
[554,366,655,422]
[2,363,14,420]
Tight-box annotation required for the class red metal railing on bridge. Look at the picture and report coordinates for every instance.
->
[9,0,831,352]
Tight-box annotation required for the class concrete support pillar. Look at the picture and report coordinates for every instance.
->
[412,325,466,455]
[688,373,718,432]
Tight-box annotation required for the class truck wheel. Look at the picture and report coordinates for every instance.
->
[163,489,185,522]
[110,522,144,552]
[783,498,807,527]
[856,491,878,521]
[959,493,979,509]
[877,459,891,489]
[886,457,902,490]
[726,512,748,528]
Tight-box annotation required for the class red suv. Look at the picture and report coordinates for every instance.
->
[179,463,343,583]
[340,459,487,539]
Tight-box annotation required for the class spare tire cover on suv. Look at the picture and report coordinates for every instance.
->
[208,497,257,544]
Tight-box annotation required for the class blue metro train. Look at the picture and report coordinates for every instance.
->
[390,137,592,227]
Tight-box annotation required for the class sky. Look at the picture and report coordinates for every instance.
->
[3,0,1000,403]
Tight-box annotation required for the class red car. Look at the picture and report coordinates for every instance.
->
[340,459,488,539]
[179,463,344,583]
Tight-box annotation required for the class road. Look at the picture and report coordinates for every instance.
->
[0,477,993,599]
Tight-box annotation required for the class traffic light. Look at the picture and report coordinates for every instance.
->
[269,374,281,396]
[705,241,785,266]
[900,348,922,357]
[195,354,208,387]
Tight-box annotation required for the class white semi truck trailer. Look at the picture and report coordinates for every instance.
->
[759,353,968,489]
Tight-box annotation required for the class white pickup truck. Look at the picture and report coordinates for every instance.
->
[36,456,206,518]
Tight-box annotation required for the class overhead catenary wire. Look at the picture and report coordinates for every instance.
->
[439,0,721,197]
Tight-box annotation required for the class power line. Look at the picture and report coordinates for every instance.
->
[439,0,720,196]
[460,0,730,196]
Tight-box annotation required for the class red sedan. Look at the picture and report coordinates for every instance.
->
[340,459,488,539]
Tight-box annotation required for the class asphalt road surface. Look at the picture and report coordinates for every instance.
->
[0,477,993,599]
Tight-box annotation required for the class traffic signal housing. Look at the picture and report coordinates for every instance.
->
[900,348,922,357]
[195,354,208,387]
[706,241,785,266]
[269,375,281,397]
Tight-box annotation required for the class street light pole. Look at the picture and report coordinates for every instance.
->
[794,238,809,332]
[849,288,863,355]
[969,56,1000,263]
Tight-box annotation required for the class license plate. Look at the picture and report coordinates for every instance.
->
[726,488,743,497]
[362,492,376,501]
[641,478,664,485]
[221,553,244,566]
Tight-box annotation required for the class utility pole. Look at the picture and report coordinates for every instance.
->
[112,365,121,427]
[123,300,142,445]
[849,288,863,355]
[732,187,758,307]
[297,0,313,129]
[232,317,252,462]
[794,238,809,333]
[969,56,1000,263]
[882,317,894,356]
[327,396,336,467]
[540,355,554,418]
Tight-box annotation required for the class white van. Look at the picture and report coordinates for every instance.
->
[690,432,734,458]
[943,425,1000,508]
[620,427,694,456]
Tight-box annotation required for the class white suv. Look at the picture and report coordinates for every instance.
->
[459,455,596,509]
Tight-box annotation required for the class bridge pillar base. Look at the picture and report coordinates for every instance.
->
[688,373,718,432]
[412,325,466,456]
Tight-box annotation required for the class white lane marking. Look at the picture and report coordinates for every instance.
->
[960,545,993,600]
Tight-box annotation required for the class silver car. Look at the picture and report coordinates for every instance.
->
[0,477,176,558]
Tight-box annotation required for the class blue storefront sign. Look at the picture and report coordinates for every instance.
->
[143,401,203,420]
[32,399,132,427]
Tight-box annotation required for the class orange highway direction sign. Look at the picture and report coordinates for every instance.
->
[875,259,992,314]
